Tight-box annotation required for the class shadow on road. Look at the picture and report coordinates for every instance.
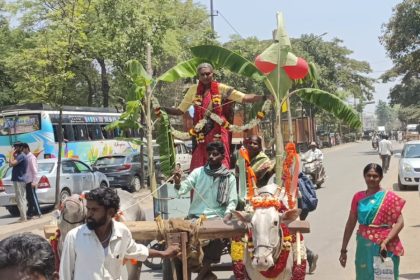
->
[400,273,420,280]
[392,183,418,192]
[358,151,379,156]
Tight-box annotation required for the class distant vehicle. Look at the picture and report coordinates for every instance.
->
[93,152,151,193]
[398,140,420,190]
[0,103,139,178]
[406,124,420,141]
[173,140,192,173]
[144,139,192,173]
[93,140,190,192]
[0,158,109,216]
[377,126,386,133]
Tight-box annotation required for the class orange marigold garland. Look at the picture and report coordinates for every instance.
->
[250,196,283,210]
[239,146,256,200]
[282,142,299,209]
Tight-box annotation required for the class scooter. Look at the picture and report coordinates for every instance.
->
[302,158,326,188]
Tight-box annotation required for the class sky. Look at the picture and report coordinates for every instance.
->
[195,0,401,114]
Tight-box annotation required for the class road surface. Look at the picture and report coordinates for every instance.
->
[1,141,418,279]
[142,141,420,279]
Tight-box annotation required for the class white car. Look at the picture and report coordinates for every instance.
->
[398,140,420,190]
[0,158,109,216]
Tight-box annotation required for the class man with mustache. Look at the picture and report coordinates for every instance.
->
[60,187,179,280]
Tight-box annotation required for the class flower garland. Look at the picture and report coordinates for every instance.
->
[152,91,272,141]
[282,142,299,209]
[250,196,284,211]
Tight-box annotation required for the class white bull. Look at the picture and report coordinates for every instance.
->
[234,184,307,280]
[56,189,146,280]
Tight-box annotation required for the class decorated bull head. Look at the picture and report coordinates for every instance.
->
[233,184,300,272]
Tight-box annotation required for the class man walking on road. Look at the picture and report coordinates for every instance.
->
[9,142,28,222]
[22,143,42,219]
[378,135,393,172]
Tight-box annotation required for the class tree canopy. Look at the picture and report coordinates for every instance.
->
[0,0,213,108]
[380,0,420,121]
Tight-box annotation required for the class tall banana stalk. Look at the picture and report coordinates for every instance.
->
[110,13,361,200]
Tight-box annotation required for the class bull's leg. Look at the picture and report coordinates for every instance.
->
[195,261,216,280]
[126,262,142,280]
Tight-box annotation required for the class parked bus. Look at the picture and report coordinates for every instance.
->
[0,103,139,177]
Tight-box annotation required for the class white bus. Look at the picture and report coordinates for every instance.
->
[0,103,139,178]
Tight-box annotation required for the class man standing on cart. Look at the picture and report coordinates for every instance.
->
[163,63,264,172]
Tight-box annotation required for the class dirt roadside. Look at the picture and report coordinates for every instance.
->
[0,188,154,240]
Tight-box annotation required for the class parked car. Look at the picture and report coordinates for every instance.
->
[398,140,420,190]
[0,158,109,216]
[143,139,191,173]
[92,152,146,193]
[173,140,192,173]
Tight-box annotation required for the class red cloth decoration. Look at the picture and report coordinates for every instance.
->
[259,248,290,278]
[291,260,307,280]
[255,55,277,74]
[50,229,61,272]
[232,260,249,280]
[190,80,233,172]
[258,223,306,279]
[283,57,309,80]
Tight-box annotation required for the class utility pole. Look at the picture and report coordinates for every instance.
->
[210,0,215,33]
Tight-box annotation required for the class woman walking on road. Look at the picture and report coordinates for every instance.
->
[339,163,405,279]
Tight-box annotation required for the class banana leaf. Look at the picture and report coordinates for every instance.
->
[158,57,208,82]
[156,111,176,176]
[295,88,362,129]
[190,45,267,82]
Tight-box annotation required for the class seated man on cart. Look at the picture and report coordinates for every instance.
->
[173,141,238,280]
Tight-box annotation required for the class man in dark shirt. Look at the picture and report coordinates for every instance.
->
[9,142,28,222]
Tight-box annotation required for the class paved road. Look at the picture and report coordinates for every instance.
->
[0,205,54,226]
[1,141,419,279]
[142,141,420,279]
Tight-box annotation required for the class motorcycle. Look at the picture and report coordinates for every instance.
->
[302,158,326,188]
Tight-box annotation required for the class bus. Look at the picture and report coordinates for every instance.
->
[0,103,139,177]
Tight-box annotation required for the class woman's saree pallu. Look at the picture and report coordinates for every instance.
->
[356,191,405,280]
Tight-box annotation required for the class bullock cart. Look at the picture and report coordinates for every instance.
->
[45,217,309,279]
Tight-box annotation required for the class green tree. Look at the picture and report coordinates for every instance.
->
[375,100,397,130]
[1,0,212,108]
[380,0,420,110]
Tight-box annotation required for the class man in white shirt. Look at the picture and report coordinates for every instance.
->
[378,135,393,172]
[60,187,179,280]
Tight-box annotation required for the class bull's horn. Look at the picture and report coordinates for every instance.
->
[274,184,282,197]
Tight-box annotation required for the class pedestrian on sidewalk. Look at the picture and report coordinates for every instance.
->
[9,142,28,222]
[0,232,59,280]
[22,143,42,219]
[60,187,180,280]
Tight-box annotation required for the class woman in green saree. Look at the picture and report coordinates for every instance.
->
[339,163,405,280]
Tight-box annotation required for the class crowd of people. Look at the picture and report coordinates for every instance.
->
[9,142,42,222]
